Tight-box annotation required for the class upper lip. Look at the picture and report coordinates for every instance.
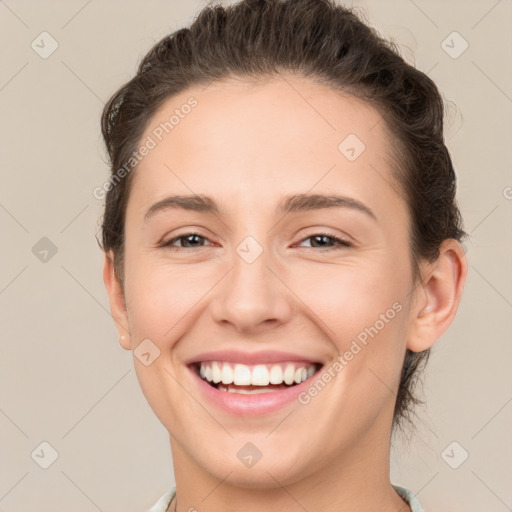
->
[184,350,323,366]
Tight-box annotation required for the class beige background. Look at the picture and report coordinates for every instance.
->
[1,0,511,510]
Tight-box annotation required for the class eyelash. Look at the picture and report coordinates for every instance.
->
[161,231,353,251]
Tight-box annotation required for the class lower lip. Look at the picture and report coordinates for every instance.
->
[188,365,320,416]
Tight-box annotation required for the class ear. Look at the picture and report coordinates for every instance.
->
[407,239,468,352]
[103,251,131,350]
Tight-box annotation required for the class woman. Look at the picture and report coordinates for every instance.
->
[100,0,467,510]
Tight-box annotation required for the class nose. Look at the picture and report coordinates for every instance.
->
[210,244,294,334]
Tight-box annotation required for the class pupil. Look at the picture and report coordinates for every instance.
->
[312,235,330,247]
[185,234,202,247]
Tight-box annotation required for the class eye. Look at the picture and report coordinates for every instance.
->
[297,232,353,250]
[161,231,352,251]
[162,232,213,249]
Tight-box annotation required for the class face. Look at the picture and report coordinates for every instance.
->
[112,75,420,487]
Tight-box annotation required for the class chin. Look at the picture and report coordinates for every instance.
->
[200,450,312,489]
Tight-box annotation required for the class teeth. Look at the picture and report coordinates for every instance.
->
[218,384,276,394]
[251,365,269,386]
[221,364,234,385]
[212,362,222,383]
[284,364,295,385]
[205,365,213,383]
[269,365,283,384]
[198,361,317,387]
[233,364,252,385]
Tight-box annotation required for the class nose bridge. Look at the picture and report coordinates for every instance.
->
[211,233,292,332]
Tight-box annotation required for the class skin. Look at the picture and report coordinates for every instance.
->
[104,74,467,512]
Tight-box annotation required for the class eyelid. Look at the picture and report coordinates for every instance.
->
[161,230,215,249]
[161,229,354,251]
[294,231,353,249]
[159,224,215,243]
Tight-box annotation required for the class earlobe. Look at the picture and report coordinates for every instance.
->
[407,239,467,353]
[119,334,130,350]
[103,251,131,350]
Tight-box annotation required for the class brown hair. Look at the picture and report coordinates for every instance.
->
[100,0,466,436]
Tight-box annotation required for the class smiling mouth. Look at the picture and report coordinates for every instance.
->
[192,361,322,394]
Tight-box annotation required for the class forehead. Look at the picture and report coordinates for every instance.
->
[129,74,404,220]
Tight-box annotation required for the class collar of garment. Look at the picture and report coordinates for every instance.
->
[148,484,425,511]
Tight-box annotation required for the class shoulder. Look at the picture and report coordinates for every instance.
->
[393,485,425,512]
[147,487,176,512]
[150,485,424,511]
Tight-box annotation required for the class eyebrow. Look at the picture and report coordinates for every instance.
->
[144,193,377,222]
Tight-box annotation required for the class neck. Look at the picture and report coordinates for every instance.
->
[168,416,410,512]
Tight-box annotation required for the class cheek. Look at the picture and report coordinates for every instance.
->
[300,259,409,394]
[122,255,211,425]
[295,257,408,341]
[123,252,215,343]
